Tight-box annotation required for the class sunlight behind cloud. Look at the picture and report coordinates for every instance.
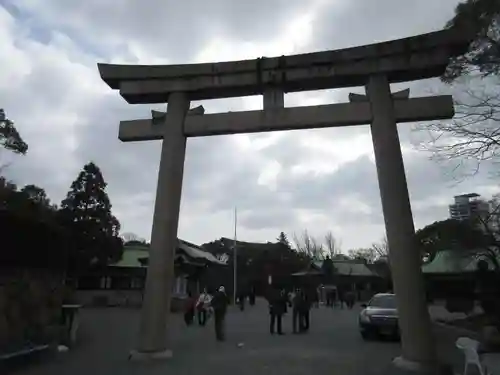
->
[291,131,373,175]
[257,160,282,191]
[193,0,327,64]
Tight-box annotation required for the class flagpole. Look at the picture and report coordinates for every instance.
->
[233,207,237,304]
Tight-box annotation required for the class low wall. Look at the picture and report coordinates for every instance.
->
[0,269,64,354]
[75,290,187,312]
[76,290,144,307]
[429,299,483,322]
[433,321,481,370]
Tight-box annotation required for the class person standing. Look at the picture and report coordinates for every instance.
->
[292,288,303,334]
[249,286,256,306]
[331,288,338,309]
[301,289,312,332]
[237,291,246,311]
[196,288,212,326]
[211,286,230,341]
[338,287,345,309]
[345,290,355,309]
[282,289,289,314]
[184,291,196,326]
[267,288,286,335]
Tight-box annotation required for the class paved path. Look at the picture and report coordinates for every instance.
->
[16,301,404,375]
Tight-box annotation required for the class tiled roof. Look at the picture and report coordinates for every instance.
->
[111,246,148,268]
[178,240,227,265]
[333,261,376,276]
[421,249,497,274]
[111,240,226,269]
[312,260,376,276]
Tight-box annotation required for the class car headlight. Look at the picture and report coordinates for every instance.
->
[359,310,371,323]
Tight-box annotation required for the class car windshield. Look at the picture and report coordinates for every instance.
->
[369,295,397,309]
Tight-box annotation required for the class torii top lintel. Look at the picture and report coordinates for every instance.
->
[98,28,471,104]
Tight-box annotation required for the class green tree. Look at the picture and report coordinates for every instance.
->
[0,109,28,155]
[59,162,123,273]
[21,184,54,209]
[0,180,69,270]
[443,0,500,83]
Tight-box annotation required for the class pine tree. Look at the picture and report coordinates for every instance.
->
[60,162,123,272]
[0,109,28,155]
[277,231,290,249]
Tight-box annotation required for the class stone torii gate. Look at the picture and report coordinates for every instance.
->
[98,29,470,371]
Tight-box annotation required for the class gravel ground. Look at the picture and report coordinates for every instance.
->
[13,300,406,375]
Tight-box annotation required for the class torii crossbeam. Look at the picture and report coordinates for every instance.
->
[98,28,471,371]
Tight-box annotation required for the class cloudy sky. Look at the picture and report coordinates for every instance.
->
[1,0,498,252]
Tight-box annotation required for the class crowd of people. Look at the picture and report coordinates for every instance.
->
[266,287,313,335]
[184,286,231,341]
[183,284,358,341]
[324,288,356,309]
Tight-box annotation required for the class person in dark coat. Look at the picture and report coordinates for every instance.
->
[249,287,256,306]
[237,291,246,311]
[211,286,230,341]
[326,289,332,307]
[338,288,345,309]
[301,289,312,332]
[267,288,286,335]
[345,290,355,309]
[331,288,338,308]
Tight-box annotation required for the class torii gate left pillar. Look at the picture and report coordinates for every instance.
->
[129,92,190,360]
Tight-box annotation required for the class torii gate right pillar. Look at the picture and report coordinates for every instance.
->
[367,75,436,371]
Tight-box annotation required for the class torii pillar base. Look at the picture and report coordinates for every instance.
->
[128,349,173,361]
[392,356,441,374]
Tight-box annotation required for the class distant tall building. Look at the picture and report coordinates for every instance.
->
[449,193,490,221]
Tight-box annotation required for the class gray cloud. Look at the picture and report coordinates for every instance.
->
[2,0,499,251]
[311,0,460,52]
[7,0,307,63]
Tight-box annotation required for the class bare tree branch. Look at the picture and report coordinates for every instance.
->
[292,230,310,256]
[371,236,389,258]
[310,236,324,261]
[416,80,500,178]
[292,229,325,260]
[324,230,341,258]
[348,248,377,263]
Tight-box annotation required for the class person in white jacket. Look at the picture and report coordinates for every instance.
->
[196,288,212,326]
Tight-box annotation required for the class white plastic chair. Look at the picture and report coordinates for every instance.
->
[456,337,490,375]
